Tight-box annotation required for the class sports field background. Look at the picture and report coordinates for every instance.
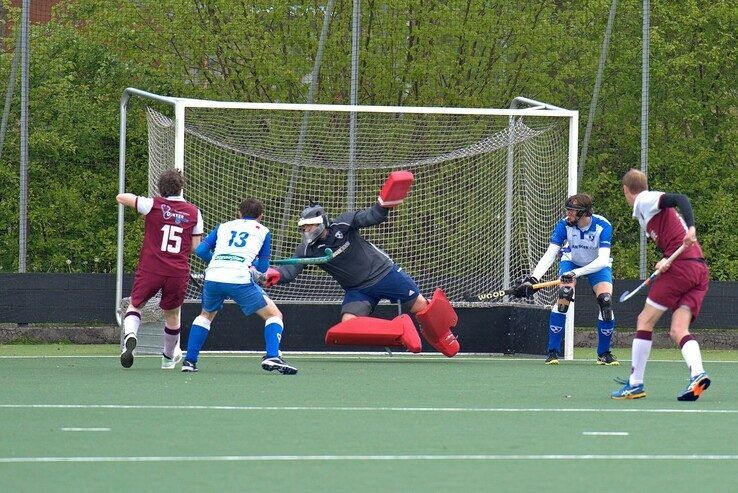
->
[1,344,735,492]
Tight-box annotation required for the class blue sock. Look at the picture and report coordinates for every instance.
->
[547,311,566,353]
[186,316,211,363]
[597,318,615,355]
[264,318,284,358]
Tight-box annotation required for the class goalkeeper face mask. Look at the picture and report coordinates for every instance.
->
[299,223,326,245]
[298,204,329,244]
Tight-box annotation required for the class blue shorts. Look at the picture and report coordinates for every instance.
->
[343,266,421,311]
[559,261,613,287]
[201,280,267,316]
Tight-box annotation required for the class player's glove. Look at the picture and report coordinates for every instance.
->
[250,266,267,286]
[512,275,539,299]
[263,267,282,288]
[560,271,576,284]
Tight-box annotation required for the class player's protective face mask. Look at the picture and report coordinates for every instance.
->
[565,204,587,226]
[300,223,325,245]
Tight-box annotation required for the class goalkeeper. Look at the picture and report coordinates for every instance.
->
[261,171,460,357]
[514,193,618,366]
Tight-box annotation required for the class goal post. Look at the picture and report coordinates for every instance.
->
[507,97,579,361]
[116,88,578,357]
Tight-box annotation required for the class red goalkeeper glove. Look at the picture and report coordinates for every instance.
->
[263,267,281,288]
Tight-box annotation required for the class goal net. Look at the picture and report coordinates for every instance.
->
[117,90,578,354]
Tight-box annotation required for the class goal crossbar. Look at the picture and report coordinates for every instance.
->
[122,87,577,118]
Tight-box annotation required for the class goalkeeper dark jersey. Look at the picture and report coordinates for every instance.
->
[277,204,395,290]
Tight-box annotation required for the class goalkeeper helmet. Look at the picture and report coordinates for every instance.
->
[565,193,593,226]
[298,203,329,244]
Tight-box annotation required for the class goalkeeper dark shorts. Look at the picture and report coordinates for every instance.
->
[343,266,421,311]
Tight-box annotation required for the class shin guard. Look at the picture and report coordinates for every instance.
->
[325,315,422,353]
[415,288,460,357]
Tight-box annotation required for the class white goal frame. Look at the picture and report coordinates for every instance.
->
[116,88,579,359]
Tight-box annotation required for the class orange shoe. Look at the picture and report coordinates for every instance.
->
[677,372,711,401]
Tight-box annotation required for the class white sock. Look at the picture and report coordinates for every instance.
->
[163,326,180,358]
[630,337,652,386]
[681,339,705,377]
[123,312,141,338]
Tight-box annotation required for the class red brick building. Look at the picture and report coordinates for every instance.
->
[8,0,60,24]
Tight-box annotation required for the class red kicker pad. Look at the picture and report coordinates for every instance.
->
[325,315,422,353]
[378,170,414,207]
[415,288,460,357]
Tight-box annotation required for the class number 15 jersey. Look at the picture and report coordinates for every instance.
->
[137,196,203,277]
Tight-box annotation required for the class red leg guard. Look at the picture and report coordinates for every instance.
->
[415,288,460,357]
[325,315,422,353]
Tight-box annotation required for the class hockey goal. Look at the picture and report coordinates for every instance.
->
[116,88,578,355]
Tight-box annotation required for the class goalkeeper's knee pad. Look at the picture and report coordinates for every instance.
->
[597,293,614,322]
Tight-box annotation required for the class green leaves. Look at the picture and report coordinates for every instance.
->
[0,0,734,277]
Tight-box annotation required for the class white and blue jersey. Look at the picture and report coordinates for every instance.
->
[533,213,613,286]
[200,218,271,284]
[542,214,616,355]
[195,217,272,315]
[551,214,612,268]
[187,216,286,363]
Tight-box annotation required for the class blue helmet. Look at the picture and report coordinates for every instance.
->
[297,203,329,244]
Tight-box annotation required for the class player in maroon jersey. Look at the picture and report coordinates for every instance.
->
[116,169,203,369]
[612,169,710,401]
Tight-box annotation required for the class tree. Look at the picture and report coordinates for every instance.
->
[0,0,734,278]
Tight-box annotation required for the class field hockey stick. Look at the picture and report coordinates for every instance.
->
[463,279,561,302]
[618,244,687,303]
[189,271,204,294]
[272,248,334,265]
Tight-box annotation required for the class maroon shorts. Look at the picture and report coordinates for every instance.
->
[648,259,709,320]
[129,269,189,310]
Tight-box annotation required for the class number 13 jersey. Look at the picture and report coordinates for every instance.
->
[202,218,272,284]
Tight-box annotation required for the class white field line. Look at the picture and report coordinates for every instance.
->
[1,454,738,464]
[61,428,110,432]
[582,431,629,436]
[1,404,736,414]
